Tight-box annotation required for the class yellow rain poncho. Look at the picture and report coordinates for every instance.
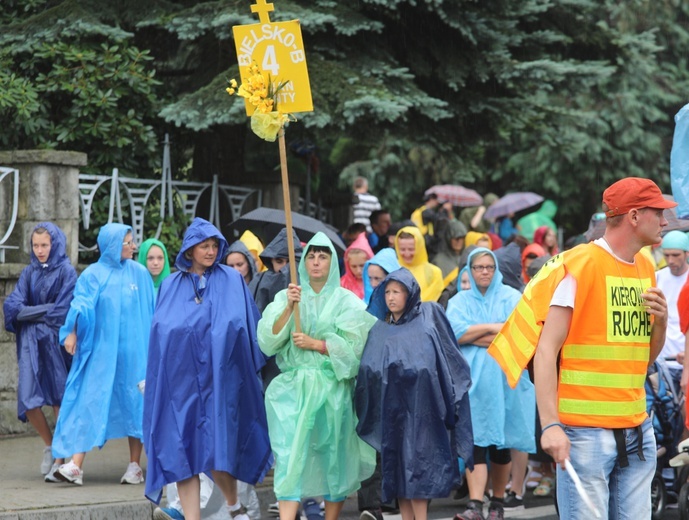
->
[394,226,444,302]
[240,230,267,272]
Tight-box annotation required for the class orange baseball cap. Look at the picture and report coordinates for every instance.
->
[602,177,677,217]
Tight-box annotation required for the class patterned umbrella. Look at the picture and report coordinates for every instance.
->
[484,192,544,220]
[584,195,689,241]
[424,185,483,207]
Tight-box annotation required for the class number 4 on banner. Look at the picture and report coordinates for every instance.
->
[232,0,313,115]
[231,0,315,333]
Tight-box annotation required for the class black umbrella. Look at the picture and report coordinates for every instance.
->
[229,207,346,254]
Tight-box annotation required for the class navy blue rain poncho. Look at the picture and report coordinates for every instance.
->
[249,228,303,313]
[3,222,77,421]
[143,217,272,504]
[52,223,156,458]
[355,268,474,503]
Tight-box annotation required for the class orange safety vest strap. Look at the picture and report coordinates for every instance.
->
[487,248,572,387]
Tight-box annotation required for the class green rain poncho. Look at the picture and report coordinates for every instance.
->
[258,232,377,501]
[137,238,171,289]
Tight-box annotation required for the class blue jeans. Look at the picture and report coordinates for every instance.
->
[556,418,656,519]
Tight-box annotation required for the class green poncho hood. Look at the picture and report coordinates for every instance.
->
[137,238,171,289]
[298,232,341,298]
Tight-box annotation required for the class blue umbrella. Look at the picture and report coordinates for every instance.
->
[484,192,544,220]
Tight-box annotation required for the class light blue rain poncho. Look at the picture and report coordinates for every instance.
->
[363,248,401,304]
[257,232,377,501]
[52,224,156,458]
[446,248,535,453]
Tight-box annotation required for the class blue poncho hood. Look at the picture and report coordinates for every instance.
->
[367,268,420,324]
[175,218,228,272]
[30,222,70,270]
[465,247,505,302]
[363,248,401,304]
[96,223,132,268]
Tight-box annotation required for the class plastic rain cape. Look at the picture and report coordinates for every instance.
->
[257,231,377,500]
[394,226,444,302]
[249,228,303,313]
[137,238,171,289]
[340,232,374,299]
[672,103,689,218]
[52,223,156,458]
[363,248,400,305]
[356,269,474,503]
[445,248,535,452]
[143,218,272,503]
[3,222,77,421]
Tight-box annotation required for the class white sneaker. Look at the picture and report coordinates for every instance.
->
[41,446,54,475]
[120,462,144,484]
[44,462,61,483]
[55,461,83,485]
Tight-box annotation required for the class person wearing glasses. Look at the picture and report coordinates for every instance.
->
[446,248,535,520]
[49,223,156,486]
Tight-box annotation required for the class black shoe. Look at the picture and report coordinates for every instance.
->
[487,501,504,520]
[380,505,399,515]
[502,491,524,511]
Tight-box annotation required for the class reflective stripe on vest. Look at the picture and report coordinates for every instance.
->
[559,396,647,417]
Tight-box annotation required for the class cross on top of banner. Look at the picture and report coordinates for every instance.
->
[251,0,274,23]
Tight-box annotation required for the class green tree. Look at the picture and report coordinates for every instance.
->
[1,0,687,234]
[0,0,161,172]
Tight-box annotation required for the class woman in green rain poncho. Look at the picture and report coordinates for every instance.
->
[258,232,377,520]
[137,238,171,291]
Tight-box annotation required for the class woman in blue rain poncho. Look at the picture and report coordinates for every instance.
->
[3,222,77,480]
[362,248,400,305]
[258,232,377,520]
[144,218,272,520]
[356,269,473,520]
[51,223,155,486]
[446,248,535,520]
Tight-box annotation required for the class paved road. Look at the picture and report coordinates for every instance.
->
[0,434,682,519]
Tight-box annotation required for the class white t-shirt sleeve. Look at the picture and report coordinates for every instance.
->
[550,273,576,308]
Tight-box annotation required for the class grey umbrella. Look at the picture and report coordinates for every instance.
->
[228,207,346,254]
[484,192,544,220]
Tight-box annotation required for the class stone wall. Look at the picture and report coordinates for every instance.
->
[0,150,84,266]
[0,263,44,435]
[0,150,83,435]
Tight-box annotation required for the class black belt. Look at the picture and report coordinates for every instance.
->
[612,425,645,468]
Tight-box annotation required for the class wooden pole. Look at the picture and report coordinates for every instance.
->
[278,127,301,332]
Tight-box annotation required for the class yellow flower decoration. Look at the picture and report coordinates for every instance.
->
[226,61,294,141]
[251,112,289,142]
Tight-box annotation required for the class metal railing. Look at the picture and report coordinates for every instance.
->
[0,167,19,262]
[78,169,262,252]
